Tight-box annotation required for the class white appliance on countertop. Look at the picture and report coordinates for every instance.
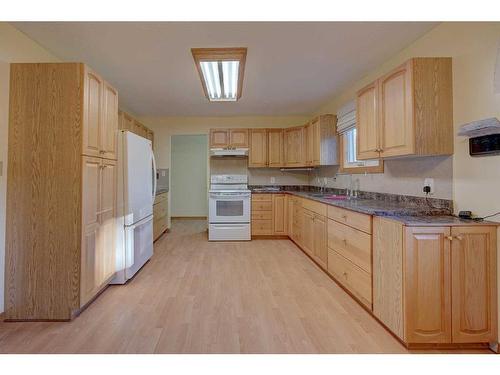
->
[112,130,157,284]
[209,175,251,241]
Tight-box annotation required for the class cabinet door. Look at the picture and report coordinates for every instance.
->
[304,123,313,166]
[81,157,101,307]
[356,81,380,160]
[378,61,414,158]
[99,159,117,284]
[249,129,268,167]
[101,81,118,159]
[83,66,103,157]
[210,129,229,148]
[301,209,314,256]
[451,226,497,343]
[284,127,304,166]
[273,194,287,235]
[119,111,134,131]
[287,196,295,239]
[229,129,249,148]
[313,214,327,269]
[268,129,284,167]
[404,226,452,343]
[311,118,321,165]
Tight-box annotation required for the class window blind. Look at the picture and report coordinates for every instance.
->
[336,100,356,134]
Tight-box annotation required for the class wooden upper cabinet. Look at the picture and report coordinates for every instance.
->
[268,129,284,167]
[356,81,380,160]
[305,122,313,166]
[249,129,268,167]
[83,66,103,158]
[284,126,305,167]
[310,115,338,166]
[378,61,414,158]
[229,129,249,148]
[119,110,134,131]
[101,81,118,160]
[356,58,453,160]
[210,129,229,148]
[404,226,452,344]
[451,226,497,343]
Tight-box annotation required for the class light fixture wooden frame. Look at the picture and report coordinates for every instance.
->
[191,47,247,101]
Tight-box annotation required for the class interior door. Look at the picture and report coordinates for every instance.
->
[356,81,380,160]
[378,61,414,157]
[81,156,101,307]
[404,226,452,343]
[451,226,497,343]
[82,66,103,158]
[101,81,118,160]
[99,159,117,284]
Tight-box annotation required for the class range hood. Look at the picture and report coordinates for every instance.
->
[210,148,249,158]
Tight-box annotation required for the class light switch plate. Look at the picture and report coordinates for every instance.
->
[270,177,276,184]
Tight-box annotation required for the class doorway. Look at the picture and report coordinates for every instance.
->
[170,134,208,218]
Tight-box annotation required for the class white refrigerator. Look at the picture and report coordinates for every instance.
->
[112,130,157,284]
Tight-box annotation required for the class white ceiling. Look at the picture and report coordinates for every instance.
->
[13,22,438,117]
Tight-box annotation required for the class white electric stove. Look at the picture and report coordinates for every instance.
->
[208,175,251,241]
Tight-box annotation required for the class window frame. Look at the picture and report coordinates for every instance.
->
[338,128,384,174]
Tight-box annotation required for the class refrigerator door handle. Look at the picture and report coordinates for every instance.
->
[151,145,157,204]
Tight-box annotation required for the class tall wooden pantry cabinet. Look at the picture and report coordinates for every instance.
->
[5,63,118,320]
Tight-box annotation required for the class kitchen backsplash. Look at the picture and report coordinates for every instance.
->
[309,156,453,200]
[210,155,452,199]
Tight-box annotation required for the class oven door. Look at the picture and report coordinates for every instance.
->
[209,192,250,223]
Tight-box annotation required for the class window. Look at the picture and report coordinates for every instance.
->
[340,128,383,174]
[191,48,247,102]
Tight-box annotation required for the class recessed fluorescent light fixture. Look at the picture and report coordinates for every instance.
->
[191,47,247,102]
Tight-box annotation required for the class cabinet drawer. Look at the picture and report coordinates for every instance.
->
[252,193,273,201]
[252,219,273,235]
[327,206,372,234]
[328,219,372,273]
[252,211,272,220]
[328,249,372,309]
[302,199,327,216]
[154,192,168,205]
[252,201,273,211]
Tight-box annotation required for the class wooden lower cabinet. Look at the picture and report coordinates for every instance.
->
[251,193,287,236]
[153,192,169,241]
[312,213,328,269]
[451,226,497,343]
[273,194,287,235]
[301,209,315,256]
[373,217,498,345]
[404,226,452,343]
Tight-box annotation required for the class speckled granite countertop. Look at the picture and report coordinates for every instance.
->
[249,186,498,226]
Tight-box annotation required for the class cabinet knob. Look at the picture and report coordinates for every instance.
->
[446,236,453,241]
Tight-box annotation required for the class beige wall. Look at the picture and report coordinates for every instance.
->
[0,22,60,313]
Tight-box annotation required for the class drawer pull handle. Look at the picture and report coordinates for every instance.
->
[341,215,347,220]
[455,235,464,241]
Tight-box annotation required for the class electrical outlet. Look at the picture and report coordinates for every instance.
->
[270,177,276,184]
[423,178,434,195]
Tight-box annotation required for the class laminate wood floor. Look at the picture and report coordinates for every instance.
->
[0,219,492,354]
